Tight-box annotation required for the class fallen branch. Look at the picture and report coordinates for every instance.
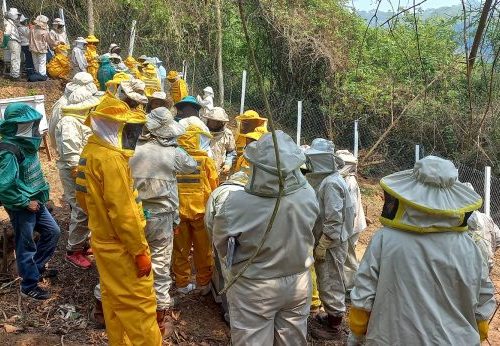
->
[361,72,444,165]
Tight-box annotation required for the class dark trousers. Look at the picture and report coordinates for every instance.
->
[21,45,34,73]
[8,205,60,291]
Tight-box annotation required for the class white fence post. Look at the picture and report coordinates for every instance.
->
[296,100,302,145]
[415,144,420,162]
[240,70,247,115]
[353,120,359,159]
[128,20,137,57]
[59,8,67,35]
[484,166,491,216]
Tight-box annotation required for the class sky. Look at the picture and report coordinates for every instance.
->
[351,0,462,11]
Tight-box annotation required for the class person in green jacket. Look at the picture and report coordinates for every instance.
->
[0,103,60,300]
[97,56,116,91]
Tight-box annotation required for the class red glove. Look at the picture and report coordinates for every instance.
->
[135,253,152,278]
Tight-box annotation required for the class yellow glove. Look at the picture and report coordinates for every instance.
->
[314,234,333,262]
[477,320,489,342]
[348,306,371,336]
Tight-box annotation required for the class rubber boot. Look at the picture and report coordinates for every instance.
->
[310,314,343,340]
[90,298,105,329]
[157,309,174,338]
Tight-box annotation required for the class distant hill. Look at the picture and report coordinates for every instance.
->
[356,5,463,26]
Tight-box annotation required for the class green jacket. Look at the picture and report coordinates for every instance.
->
[0,103,50,210]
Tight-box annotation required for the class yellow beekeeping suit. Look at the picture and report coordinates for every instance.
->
[76,94,162,346]
[47,44,70,80]
[173,125,218,289]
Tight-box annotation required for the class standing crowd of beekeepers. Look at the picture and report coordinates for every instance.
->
[1,6,500,346]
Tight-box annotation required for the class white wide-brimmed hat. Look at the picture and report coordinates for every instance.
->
[62,87,101,120]
[120,79,148,105]
[203,86,214,95]
[34,15,49,28]
[151,91,167,100]
[6,8,20,20]
[74,36,87,44]
[147,107,185,138]
[52,18,65,26]
[201,107,228,122]
[380,156,482,214]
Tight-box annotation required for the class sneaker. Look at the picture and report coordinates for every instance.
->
[21,286,50,300]
[197,283,212,296]
[39,268,58,281]
[176,283,196,295]
[66,251,92,269]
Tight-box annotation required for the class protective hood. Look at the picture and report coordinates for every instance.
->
[105,72,131,95]
[67,72,98,95]
[6,8,20,21]
[203,86,214,97]
[54,44,69,54]
[236,110,268,136]
[223,171,249,187]
[124,56,138,68]
[304,138,339,175]
[0,103,42,152]
[118,79,148,104]
[34,15,49,29]
[167,70,179,81]
[88,93,146,155]
[336,149,357,176]
[380,156,482,233]
[177,124,212,154]
[151,91,167,100]
[201,106,228,122]
[62,87,101,121]
[85,35,99,43]
[244,131,307,197]
[147,107,185,139]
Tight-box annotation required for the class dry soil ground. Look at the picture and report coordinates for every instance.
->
[0,81,498,345]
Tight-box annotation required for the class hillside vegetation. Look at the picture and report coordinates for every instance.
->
[11,0,500,174]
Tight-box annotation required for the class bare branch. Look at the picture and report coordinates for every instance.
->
[379,0,427,27]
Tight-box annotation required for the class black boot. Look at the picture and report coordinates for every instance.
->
[310,314,343,340]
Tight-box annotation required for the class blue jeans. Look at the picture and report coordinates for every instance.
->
[8,205,60,291]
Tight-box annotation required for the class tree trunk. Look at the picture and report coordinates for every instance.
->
[87,0,95,35]
[467,0,493,76]
[215,0,224,106]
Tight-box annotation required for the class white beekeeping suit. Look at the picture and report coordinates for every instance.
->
[205,171,249,322]
[468,210,500,272]
[305,139,355,340]
[129,107,197,335]
[336,149,367,291]
[348,156,496,346]
[200,107,237,175]
[71,37,88,74]
[197,86,214,117]
[55,76,100,269]
[4,8,22,79]
[211,131,319,345]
